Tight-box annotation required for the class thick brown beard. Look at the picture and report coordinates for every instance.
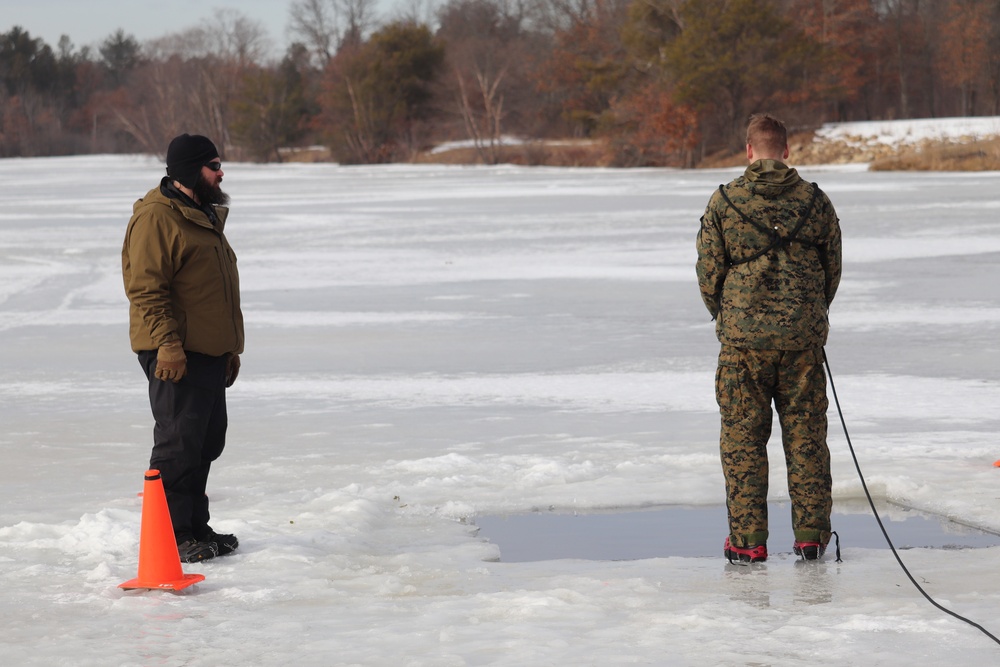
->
[193,174,230,206]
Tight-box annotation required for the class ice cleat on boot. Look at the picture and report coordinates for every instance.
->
[794,531,841,562]
[207,531,239,557]
[196,526,239,557]
[724,537,767,563]
[177,538,218,563]
[793,541,825,561]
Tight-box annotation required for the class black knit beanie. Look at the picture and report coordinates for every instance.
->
[166,134,219,189]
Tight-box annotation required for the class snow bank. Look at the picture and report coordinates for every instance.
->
[816,116,1000,147]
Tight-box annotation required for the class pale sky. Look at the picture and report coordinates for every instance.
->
[1,0,407,57]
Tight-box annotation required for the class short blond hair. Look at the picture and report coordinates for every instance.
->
[746,113,787,155]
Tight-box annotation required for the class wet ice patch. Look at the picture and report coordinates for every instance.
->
[475,502,1000,562]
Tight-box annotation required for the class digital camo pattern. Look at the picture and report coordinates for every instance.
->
[716,345,833,547]
[696,159,842,351]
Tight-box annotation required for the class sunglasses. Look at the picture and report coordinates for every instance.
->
[205,161,222,172]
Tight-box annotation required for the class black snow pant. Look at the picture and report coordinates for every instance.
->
[138,350,229,543]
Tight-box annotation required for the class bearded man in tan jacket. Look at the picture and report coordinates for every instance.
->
[122,133,244,563]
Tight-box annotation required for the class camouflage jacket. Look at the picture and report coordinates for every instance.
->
[696,159,841,350]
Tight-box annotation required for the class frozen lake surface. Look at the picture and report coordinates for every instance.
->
[2,154,1000,665]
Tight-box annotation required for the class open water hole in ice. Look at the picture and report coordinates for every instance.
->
[474,501,1000,562]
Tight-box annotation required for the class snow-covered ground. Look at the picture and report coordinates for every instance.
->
[815,115,1000,146]
[2,126,1000,664]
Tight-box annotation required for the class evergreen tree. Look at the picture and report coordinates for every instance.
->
[99,29,142,88]
[663,0,825,151]
[319,21,445,162]
[232,48,313,162]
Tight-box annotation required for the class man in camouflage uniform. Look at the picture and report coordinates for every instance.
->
[696,113,842,563]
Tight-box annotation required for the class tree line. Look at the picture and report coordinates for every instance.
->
[2,0,999,167]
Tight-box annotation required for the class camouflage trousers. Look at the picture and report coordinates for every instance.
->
[716,345,832,548]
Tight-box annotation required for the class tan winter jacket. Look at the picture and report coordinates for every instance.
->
[122,179,244,356]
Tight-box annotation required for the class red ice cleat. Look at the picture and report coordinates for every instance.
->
[793,541,825,561]
[724,537,767,563]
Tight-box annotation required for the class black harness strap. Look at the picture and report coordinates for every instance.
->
[718,183,821,266]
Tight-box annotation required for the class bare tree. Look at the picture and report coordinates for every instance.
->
[116,10,270,155]
[289,0,379,66]
[437,0,545,158]
[219,12,273,65]
[535,0,630,31]
[455,65,508,163]
[938,0,985,116]
[289,0,337,65]
[392,0,440,25]
[144,9,271,64]
[112,56,191,154]
[872,0,925,118]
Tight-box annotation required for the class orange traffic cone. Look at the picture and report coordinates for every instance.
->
[120,470,205,591]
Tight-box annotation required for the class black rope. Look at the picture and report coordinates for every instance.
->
[823,348,1000,646]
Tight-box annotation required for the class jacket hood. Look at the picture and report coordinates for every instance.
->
[744,159,801,198]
